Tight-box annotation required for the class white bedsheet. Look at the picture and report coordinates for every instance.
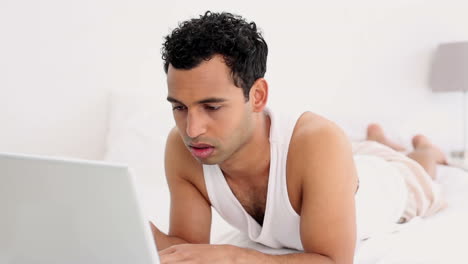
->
[142,165,468,263]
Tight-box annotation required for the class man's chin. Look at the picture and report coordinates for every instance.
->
[192,153,227,165]
[195,157,221,165]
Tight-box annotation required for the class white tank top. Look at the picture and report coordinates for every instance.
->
[202,108,303,250]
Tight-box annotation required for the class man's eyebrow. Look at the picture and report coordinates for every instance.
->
[167,97,183,104]
[167,97,227,105]
[197,98,227,104]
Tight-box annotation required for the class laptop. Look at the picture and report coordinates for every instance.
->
[0,152,160,264]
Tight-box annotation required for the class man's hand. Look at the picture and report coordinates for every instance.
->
[159,244,261,264]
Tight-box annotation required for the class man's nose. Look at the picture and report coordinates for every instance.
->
[186,110,207,139]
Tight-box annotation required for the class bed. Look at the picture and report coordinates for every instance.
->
[1,89,466,263]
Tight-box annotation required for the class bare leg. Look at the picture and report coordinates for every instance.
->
[366,123,447,180]
[407,135,448,180]
[366,123,407,152]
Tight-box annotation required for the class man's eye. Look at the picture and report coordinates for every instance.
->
[205,105,221,111]
[172,105,186,111]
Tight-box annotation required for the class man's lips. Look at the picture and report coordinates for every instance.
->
[189,143,215,159]
[190,143,214,148]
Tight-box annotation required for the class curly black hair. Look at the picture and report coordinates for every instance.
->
[162,11,268,100]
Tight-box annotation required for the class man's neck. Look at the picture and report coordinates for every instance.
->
[219,111,271,182]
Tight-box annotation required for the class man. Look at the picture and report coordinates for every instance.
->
[150,11,447,263]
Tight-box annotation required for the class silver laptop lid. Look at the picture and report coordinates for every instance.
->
[0,152,159,264]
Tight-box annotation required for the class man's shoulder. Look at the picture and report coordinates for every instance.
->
[292,111,347,144]
[288,111,351,166]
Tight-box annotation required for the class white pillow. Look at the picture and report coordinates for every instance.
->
[104,90,174,225]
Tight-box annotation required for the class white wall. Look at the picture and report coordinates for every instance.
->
[1,0,468,158]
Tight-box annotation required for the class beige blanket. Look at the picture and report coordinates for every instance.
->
[352,140,447,222]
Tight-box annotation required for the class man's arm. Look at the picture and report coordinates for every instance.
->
[151,127,212,251]
[159,244,336,263]
[149,221,188,250]
[284,114,358,263]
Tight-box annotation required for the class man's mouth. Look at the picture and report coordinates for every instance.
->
[189,144,215,159]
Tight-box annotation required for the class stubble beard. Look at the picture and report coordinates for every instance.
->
[211,112,255,166]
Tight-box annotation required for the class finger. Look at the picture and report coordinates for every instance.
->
[159,246,178,256]
[159,251,188,264]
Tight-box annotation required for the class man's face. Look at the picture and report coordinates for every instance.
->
[166,55,254,165]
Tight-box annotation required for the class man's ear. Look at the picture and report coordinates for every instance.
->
[248,78,269,113]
